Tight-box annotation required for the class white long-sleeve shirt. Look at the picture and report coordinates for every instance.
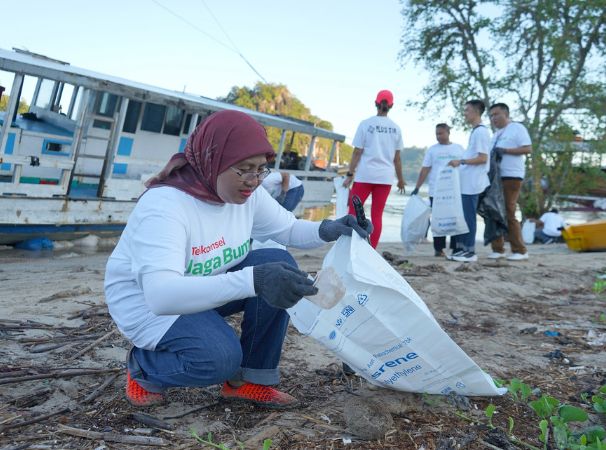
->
[104,186,324,350]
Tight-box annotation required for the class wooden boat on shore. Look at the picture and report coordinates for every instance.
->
[562,220,606,252]
[0,48,345,245]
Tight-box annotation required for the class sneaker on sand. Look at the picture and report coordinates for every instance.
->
[446,250,465,261]
[220,382,299,409]
[126,371,165,407]
[487,252,506,259]
[452,251,478,262]
[507,252,529,261]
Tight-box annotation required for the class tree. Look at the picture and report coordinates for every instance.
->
[0,95,30,114]
[399,0,606,216]
[219,83,350,166]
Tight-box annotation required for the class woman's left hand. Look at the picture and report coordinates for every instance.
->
[318,215,373,242]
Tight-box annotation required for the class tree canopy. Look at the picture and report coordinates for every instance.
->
[219,82,353,167]
[399,0,606,215]
[0,96,30,114]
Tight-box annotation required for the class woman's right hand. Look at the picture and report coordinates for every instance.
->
[253,262,318,309]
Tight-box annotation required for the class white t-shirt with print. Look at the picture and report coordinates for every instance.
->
[262,171,303,198]
[539,212,565,237]
[104,186,324,351]
[460,125,491,195]
[421,143,465,197]
[491,122,532,178]
[352,115,403,184]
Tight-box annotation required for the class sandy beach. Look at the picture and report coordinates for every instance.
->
[1,238,605,449]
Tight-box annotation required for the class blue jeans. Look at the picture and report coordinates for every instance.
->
[128,248,294,392]
[455,194,479,252]
[280,185,304,212]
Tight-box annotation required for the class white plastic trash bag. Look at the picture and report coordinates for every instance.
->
[522,221,536,244]
[288,234,505,396]
[333,176,349,218]
[401,195,431,252]
[431,167,469,237]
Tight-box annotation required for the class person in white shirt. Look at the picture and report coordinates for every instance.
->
[411,123,464,256]
[530,208,565,243]
[487,103,533,261]
[447,100,492,262]
[343,89,406,248]
[261,168,304,212]
[104,110,372,409]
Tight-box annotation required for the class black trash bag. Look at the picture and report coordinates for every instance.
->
[477,152,508,245]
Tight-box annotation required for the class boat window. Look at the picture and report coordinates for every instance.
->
[182,113,192,135]
[34,79,56,109]
[93,119,112,130]
[141,103,166,133]
[54,83,75,116]
[162,106,184,136]
[122,100,142,134]
[69,88,83,120]
[95,92,119,117]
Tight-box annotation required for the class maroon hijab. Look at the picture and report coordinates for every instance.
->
[144,110,275,203]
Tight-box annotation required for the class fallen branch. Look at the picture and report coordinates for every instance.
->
[82,373,120,403]
[0,367,120,385]
[39,286,92,303]
[57,425,168,446]
[0,407,70,433]
[243,425,281,448]
[67,329,118,361]
[130,413,173,431]
[161,401,220,420]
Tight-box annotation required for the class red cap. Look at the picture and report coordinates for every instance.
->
[375,90,394,107]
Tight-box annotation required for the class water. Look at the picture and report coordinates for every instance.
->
[304,186,606,244]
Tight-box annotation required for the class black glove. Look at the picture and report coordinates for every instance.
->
[276,191,287,205]
[253,262,317,309]
[411,187,419,196]
[494,147,506,159]
[318,215,373,242]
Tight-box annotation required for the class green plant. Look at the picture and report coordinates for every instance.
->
[508,416,515,437]
[593,385,606,414]
[507,378,533,403]
[191,431,243,450]
[485,404,496,429]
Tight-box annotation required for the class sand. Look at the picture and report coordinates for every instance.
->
[1,238,605,448]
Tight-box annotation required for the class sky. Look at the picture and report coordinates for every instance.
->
[0,0,468,148]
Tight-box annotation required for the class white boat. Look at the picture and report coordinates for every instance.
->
[0,48,344,245]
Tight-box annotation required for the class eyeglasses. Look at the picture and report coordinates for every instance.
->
[229,166,271,181]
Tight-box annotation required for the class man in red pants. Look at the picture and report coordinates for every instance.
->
[343,90,405,248]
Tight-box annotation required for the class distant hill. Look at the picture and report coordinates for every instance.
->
[401,146,426,182]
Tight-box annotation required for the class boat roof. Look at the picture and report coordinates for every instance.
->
[0,48,344,141]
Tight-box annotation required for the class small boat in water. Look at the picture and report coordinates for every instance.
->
[0,48,345,245]
[562,220,606,252]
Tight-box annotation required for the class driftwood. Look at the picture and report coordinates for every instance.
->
[0,367,120,385]
[67,329,118,361]
[38,286,92,303]
[130,413,173,431]
[0,407,70,433]
[57,425,168,446]
[161,401,221,420]
[243,425,281,448]
[82,373,120,403]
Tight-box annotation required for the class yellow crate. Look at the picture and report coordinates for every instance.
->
[562,220,606,252]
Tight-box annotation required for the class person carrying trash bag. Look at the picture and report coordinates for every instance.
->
[104,110,372,408]
[411,123,464,256]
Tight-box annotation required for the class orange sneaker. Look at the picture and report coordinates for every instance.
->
[126,371,165,407]
[220,382,299,409]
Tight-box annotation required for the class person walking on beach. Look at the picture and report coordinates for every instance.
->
[261,166,304,212]
[447,99,491,262]
[411,123,464,256]
[343,89,405,248]
[486,103,532,261]
[104,110,372,409]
